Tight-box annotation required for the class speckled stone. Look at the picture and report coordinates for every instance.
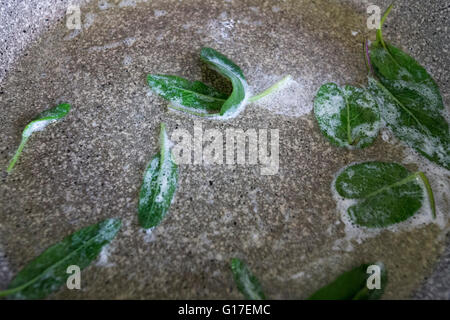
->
[0,0,449,299]
[0,0,88,83]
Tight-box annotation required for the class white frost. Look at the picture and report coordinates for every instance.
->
[23,119,56,138]
[95,244,115,267]
[154,9,167,17]
[248,71,316,118]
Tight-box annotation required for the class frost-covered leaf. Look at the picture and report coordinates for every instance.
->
[230,258,265,300]
[314,83,380,149]
[368,5,449,169]
[200,47,249,117]
[7,103,71,173]
[138,123,178,229]
[334,162,435,228]
[308,262,387,300]
[147,48,249,118]
[148,48,291,119]
[147,74,228,111]
[0,218,121,299]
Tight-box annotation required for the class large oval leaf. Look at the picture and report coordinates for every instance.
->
[200,47,249,117]
[230,258,265,300]
[314,83,380,149]
[308,262,387,300]
[147,74,228,111]
[0,218,121,299]
[138,123,178,229]
[334,162,435,228]
[368,6,449,169]
[7,103,71,173]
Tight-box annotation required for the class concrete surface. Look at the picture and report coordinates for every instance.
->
[0,0,449,299]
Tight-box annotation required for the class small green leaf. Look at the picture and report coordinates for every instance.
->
[314,83,380,149]
[148,48,290,119]
[230,258,265,300]
[147,74,228,111]
[308,262,387,300]
[7,103,71,173]
[334,161,436,228]
[0,218,121,299]
[138,123,178,229]
[368,5,449,169]
[147,48,249,118]
[200,47,249,117]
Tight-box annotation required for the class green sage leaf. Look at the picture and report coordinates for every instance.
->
[7,103,71,173]
[230,258,265,300]
[334,161,436,228]
[200,47,249,117]
[138,123,178,229]
[147,74,228,111]
[148,48,291,118]
[0,218,121,299]
[308,262,387,300]
[368,5,449,169]
[314,83,380,149]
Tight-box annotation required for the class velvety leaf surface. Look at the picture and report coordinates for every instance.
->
[368,20,449,169]
[138,123,178,229]
[0,218,121,299]
[147,48,290,118]
[7,103,71,172]
[230,258,265,300]
[308,262,387,300]
[314,83,380,149]
[147,74,228,111]
[200,47,249,117]
[334,162,430,228]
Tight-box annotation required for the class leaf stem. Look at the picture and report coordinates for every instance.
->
[159,123,167,160]
[352,286,369,300]
[6,137,28,173]
[376,2,402,68]
[344,95,353,145]
[0,284,27,298]
[416,171,436,219]
[376,2,395,48]
[248,75,292,103]
[364,39,374,76]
